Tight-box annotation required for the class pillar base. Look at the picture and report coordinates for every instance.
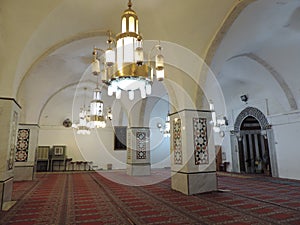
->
[127,163,151,176]
[0,177,14,211]
[171,171,217,195]
[2,201,16,211]
[14,166,34,181]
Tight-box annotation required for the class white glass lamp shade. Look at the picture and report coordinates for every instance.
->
[117,36,137,67]
[90,100,103,117]
[145,83,151,95]
[129,16,135,32]
[135,46,144,64]
[155,54,164,81]
[123,36,135,63]
[90,119,106,129]
[128,90,134,101]
[140,86,146,99]
[135,39,143,64]
[156,68,164,82]
[211,111,217,126]
[89,87,106,129]
[116,88,122,99]
[209,101,215,111]
[77,126,91,135]
[92,59,100,75]
[108,85,113,96]
[105,48,115,67]
[90,88,103,116]
[155,54,164,70]
[122,17,126,33]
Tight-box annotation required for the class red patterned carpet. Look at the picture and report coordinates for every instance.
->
[1,171,300,225]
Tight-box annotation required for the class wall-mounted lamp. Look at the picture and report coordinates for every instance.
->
[240,94,248,102]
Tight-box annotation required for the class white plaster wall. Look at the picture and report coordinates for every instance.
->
[269,112,300,180]
[38,128,84,161]
[38,95,173,170]
[38,127,127,170]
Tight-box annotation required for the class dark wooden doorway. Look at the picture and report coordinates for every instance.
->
[238,116,271,176]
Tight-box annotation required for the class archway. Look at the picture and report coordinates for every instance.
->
[231,107,278,177]
[238,116,271,175]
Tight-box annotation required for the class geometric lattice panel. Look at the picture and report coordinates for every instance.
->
[136,132,146,159]
[173,118,182,165]
[15,128,30,162]
[193,118,209,165]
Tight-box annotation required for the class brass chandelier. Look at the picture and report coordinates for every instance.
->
[92,0,165,100]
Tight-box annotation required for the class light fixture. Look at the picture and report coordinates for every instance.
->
[76,108,91,135]
[209,100,228,133]
[72,88,92,134]
[240,94,248,102]
[156,112,170,137]
[163,101,170,137]
[89,85,106,128]
[92,0,165,100]
[163,112,170,137]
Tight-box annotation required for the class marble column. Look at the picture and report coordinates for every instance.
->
[14,124,39,181]
[170,109,217,195]
[126,127,151,176]
[0,98,21,210]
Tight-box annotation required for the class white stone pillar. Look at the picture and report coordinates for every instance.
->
[14,124,39,181]
[170,109,217,195]
[0,98,21,210]
[126,127,151,176]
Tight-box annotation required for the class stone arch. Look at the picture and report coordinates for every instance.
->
[204,0,257,66]
[234,107,270,131]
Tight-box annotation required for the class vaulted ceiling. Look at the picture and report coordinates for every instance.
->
[1,0,299,127]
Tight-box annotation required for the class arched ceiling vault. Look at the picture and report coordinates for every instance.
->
[9,0,238,125]
[209,0,300,115]
[228,53,298,110]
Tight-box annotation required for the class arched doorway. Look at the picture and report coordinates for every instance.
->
[238,116,271,175]
[231,107,278,177]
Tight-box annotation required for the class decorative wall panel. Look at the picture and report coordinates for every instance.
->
[193,118,209,165]
[15,128,30,162]
[173,118,182,165]
[8,111,18,169]
[136,132,146,159]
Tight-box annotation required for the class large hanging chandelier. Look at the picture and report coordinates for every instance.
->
[92,0,165,100]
